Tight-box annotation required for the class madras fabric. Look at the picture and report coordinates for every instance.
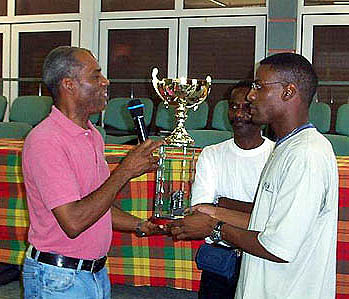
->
[0,139,348,295]
[0,140,28,265]
[105,144,203,290]
[337,156,349,298]
[0,141,203,291]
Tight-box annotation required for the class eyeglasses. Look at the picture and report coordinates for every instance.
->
[251,80,288,90]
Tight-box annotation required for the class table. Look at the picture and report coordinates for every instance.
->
[0,140,203,291]
[0,139,348,297]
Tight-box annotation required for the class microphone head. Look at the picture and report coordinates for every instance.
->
[128,99,144,118]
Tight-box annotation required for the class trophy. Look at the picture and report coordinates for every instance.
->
[152,68,212,146]
[151,68,212,225]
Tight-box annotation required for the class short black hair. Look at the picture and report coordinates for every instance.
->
[260,53,318,106]
[42,46,93,100]
[229,80,252,103]
[232,80,252,91]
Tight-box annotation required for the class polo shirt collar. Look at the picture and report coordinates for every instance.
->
[50,106,93,137]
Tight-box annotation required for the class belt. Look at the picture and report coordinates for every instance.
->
[30,246,107,273]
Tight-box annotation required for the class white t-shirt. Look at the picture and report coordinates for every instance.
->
[191,136,275,206]
[191,137,274,245]
[235,128,338,299]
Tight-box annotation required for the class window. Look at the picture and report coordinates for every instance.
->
[102,0,174,12]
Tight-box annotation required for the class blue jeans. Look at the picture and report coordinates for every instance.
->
[22,257,111,299]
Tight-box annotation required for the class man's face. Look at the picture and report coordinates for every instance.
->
[73,51,110,115]
[228,86,252,129]
[247,64,285,126]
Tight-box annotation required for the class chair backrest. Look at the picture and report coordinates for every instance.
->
[9,95,53,126]
[94,125,106,141]
[211,100,233,131]
[188,129,233,148]
[155,102,209,131]
[89,113,101,125]
[0,96,8,121]
[336,103,349,136]
[324,134,349,156]
[308,101,331,133]
[103,98,153,131]
[0,122,32,139]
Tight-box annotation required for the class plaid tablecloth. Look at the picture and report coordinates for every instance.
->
[0,139,348,295]
[0,140,203,291]
[337,156,349,298]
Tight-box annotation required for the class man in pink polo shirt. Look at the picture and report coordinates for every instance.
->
[22,46,164,299]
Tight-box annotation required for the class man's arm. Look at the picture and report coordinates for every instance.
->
[218,197,254,213]
[221,224,286,263]
[111,206,162,236]
[170,212,286,263]
[52,139,164,238]
[191,204,250,229]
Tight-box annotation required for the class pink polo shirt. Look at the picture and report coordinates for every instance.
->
[22,106,112,259]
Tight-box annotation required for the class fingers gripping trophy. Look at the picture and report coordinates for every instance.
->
[151,68,212,225]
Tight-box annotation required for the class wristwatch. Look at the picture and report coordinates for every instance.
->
[135,221,146,238]
[210,221,225,244]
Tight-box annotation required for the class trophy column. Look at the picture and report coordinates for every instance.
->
[152,145,198,224]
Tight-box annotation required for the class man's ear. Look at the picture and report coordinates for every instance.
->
[61,77,75,95]
[282,83,296,101]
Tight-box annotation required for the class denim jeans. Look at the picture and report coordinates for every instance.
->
[22,257,111,299]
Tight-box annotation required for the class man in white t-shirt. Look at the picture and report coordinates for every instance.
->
[170,53,338,299]
[192,80,274,298]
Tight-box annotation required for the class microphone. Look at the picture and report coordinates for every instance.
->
[128,99,148,143]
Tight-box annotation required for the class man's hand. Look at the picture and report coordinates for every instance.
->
[168,212,217,241]
[192,204,217,218]
[116,139,165,179]
[139,220,165,236]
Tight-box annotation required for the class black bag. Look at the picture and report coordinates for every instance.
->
[195,243,241,281]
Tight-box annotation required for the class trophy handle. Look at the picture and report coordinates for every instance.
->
[185,75,212,110]
[152,68,169,107]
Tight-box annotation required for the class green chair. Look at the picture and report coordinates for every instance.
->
[323,103,349,156]
[94,125,106,142]
[324,134,349,156]
[155,102,209,132]
[309,101,331,133]
[105,134,139,145]
[188,129,233,148]
[89,113,101,125]
[0,122,32,139]
[211,100,232,131]
[0,96,7,121]
[335,104,349,136]
[9,96,53,126]
[103,98,153,144]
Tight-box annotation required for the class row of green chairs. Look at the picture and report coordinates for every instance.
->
[102,98,233,147]
[0,95,53,139]
[323,103,349,156]
[0,95,347,151]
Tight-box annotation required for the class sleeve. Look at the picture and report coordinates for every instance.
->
[23,135,81,210]
[257,150,327,262]
[191,147,217,206]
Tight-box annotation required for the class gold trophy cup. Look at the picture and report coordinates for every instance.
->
[152,68,212,146]
[151,68,212,226]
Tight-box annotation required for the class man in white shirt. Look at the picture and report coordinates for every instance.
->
[171,53,338,299]
[191,80,274,298]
